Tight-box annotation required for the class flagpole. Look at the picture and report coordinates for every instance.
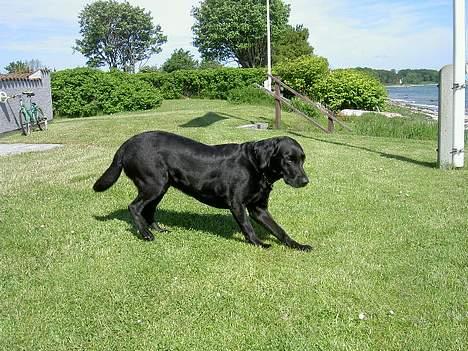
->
[266,0,272,91]
[453,0,465,168]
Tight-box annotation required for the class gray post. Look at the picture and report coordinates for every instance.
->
[438,65,454,168]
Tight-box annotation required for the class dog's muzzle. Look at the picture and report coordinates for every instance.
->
[285,176,309,188]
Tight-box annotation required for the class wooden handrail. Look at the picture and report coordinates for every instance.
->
[255,84,330,133]
[267,74,352,131]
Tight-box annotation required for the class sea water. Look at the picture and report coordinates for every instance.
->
[386,84,468,113]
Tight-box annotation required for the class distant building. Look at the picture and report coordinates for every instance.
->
[0,69,53,134]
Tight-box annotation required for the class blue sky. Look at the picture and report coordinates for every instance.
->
[0,0,458,73]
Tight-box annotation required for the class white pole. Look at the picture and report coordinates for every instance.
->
[266,0,272,91]
[453,0,465,168]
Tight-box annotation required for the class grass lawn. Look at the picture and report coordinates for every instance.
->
[0,99,466,350]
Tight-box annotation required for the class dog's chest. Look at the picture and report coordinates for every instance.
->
[245,179,272,206]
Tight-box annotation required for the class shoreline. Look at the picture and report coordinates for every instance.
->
[388,99,438,120]
[386,83,438,88]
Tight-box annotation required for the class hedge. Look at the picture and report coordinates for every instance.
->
[51,63,387,117]
[137,67,265,100]
[52,68,163,117]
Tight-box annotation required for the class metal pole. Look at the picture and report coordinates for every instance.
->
[453,0,465,168]
[266,0,272,91]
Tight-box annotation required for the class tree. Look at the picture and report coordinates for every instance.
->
[272,25,314,64]
[192,0,290,68]
[161,49,198,72]
[4,61,30,74]
[199,58,223,69]
[75,0,167,73]
[4,59,45,74]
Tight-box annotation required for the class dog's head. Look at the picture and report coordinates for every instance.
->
[254,136,309,188]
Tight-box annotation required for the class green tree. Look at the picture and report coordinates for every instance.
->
[75,0,167,73]
[192,0,290,68]
[272,25,314,64]
[4,61,30,74]
[4,59,45,74]
[198,58,223,69]
[161,49,199,73]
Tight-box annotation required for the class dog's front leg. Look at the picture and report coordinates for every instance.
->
[230,204,271,249]
[248,206,312,251]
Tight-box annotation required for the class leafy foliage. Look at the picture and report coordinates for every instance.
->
[314,69,387,111]
[273,55,330,97]
[227,85,274,105]
[138,67,265,99]
[273,25,314,64]
[4,61,30,74]
[161,49,199,73]
[52,68,163,117]
[354,67,439,85]
[192,0,290,67]
[75,0,167,73]
[4,59,45,74]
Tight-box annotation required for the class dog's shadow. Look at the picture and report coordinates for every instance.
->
[94,208,270,243]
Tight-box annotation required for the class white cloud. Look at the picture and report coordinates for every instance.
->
[287,0,453,69]
[0,0,456,70]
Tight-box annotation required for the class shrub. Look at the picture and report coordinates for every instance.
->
[273,55,329,98]
[289,97,324,120]
[314,69,387,112]
[138,67,265,100]
[227,85,274,105]
[52,68,163,117]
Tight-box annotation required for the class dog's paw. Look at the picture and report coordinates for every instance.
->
[296,244,312,252]
[140,229,155,241]
[260,243,272,249]
[150,223,169,232]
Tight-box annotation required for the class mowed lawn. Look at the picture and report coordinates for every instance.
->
[0,100,466,350]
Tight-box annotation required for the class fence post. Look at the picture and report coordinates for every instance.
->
[275,82,281,129]
[274,82,281,129]
[327,117,334,133]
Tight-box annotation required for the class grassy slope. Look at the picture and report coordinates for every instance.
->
[0,100,466,351]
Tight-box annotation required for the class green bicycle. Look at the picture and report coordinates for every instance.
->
[0,91,48,135]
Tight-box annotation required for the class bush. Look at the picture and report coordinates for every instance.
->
[289,97,324,120]
[52,68,163,117]
[138,67,265,100]
[273,55,329,98]
[227,85,274,105]
[314,69,387,112]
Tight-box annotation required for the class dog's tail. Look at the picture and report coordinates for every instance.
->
[93,146,125,192]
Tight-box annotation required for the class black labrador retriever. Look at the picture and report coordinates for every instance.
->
[93,131,311,251]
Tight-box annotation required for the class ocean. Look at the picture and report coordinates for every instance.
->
[386,84,468,113]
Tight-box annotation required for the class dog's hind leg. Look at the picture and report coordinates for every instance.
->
[142,191,168,232]
[128,180,168,241]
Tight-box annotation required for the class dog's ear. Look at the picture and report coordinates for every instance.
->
[254,139,279,170]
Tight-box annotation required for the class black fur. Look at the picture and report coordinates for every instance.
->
[94,131,311,250]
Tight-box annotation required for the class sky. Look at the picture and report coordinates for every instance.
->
[0,0,459,73]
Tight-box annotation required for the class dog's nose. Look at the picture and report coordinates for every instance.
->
[300,177,309,186]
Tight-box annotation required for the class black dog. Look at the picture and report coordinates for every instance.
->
[93,131,311,251]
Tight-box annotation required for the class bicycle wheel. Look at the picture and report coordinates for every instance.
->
[36,107,48,131]
[19,110,31,136]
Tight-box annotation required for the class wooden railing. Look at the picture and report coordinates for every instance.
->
[256,74,351,133]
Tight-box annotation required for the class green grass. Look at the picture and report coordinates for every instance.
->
[343,113,439,140]
[0,99,467,350]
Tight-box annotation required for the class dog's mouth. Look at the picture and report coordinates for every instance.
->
[284,176,309,188]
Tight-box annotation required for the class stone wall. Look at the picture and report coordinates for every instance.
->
[0,70,53,134]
